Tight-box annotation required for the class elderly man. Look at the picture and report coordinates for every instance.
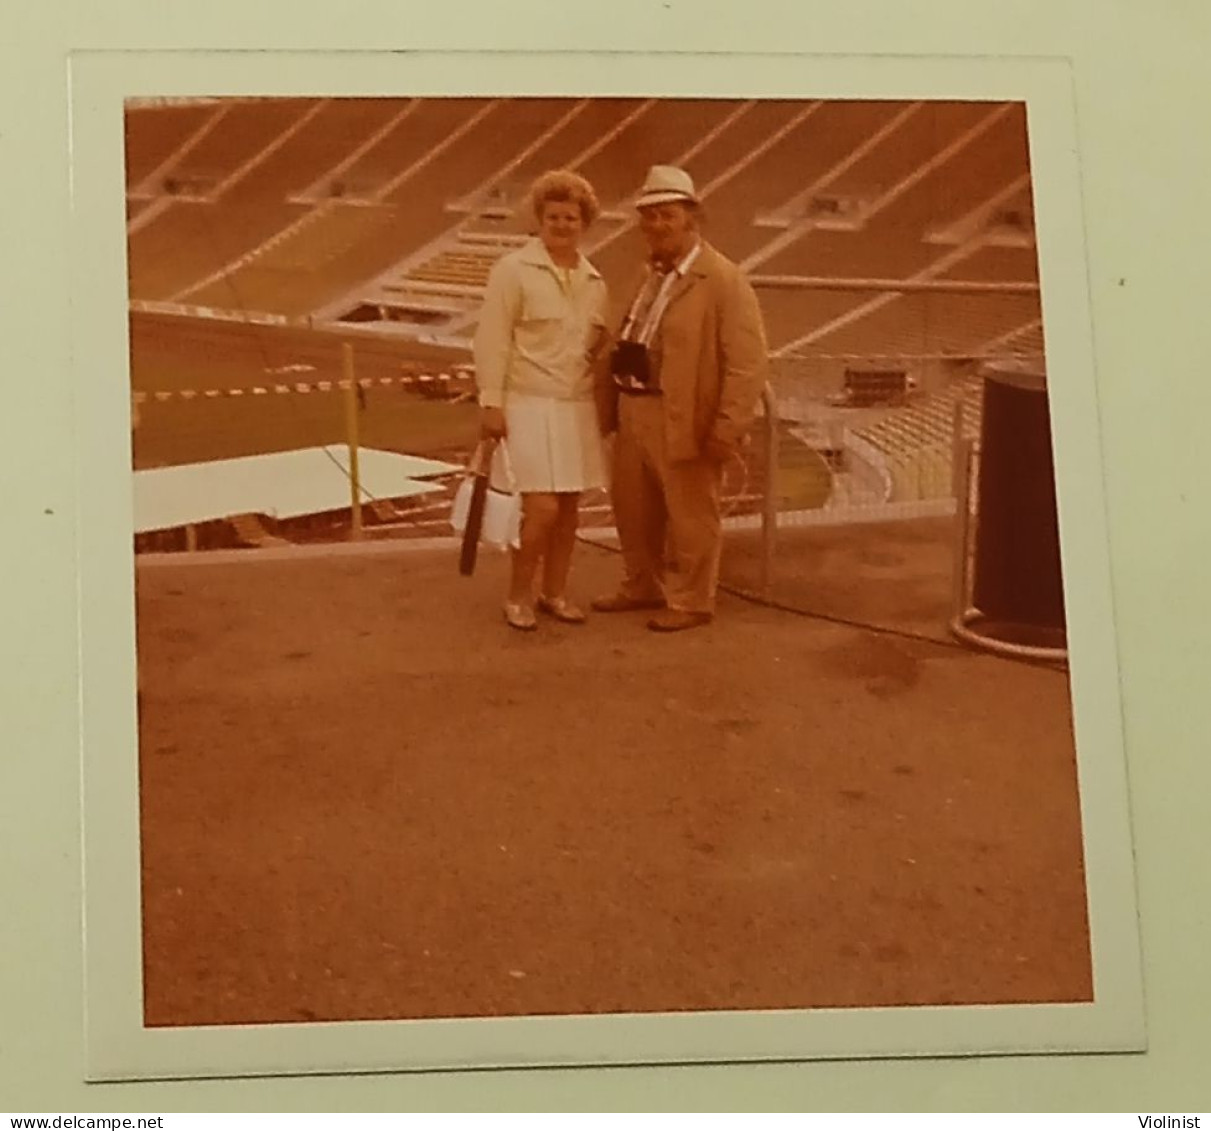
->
[592,165,769,632]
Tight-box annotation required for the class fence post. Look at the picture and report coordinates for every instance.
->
[760,383,778,598]
[950,391,971,622]
[343,343,363,540]
[951,437,974,625]
[950,389,966,500]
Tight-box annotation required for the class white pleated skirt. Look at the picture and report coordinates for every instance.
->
[502,392,606,494]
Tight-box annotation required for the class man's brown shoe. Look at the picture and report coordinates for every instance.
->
[647,608,713,632]
[590,592,666,613]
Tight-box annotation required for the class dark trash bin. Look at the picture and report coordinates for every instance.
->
[952,359,1067,659]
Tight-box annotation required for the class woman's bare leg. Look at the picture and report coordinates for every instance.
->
[509,492,559,605]
[541,492,582,599]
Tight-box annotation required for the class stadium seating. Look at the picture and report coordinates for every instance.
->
[845,377,985,504]
[126,97,1040,363]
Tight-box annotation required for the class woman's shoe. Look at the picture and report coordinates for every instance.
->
[536,594,587,624]
[503,602,538,631]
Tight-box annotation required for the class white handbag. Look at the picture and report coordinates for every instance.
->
[450,440,521,550]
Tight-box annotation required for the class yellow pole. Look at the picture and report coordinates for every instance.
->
[343,343,363,540]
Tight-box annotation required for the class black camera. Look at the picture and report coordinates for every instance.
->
[610,340,654,389]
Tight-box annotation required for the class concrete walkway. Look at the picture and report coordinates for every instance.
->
[134,520,1089,1026]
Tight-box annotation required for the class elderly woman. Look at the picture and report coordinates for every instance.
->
[473,170,610,631]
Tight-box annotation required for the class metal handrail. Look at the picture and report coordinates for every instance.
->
[750,275,1040,295]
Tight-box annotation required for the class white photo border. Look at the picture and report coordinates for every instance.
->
[70,47,1145,1082]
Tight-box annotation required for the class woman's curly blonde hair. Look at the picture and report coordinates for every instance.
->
[526,169,600,226]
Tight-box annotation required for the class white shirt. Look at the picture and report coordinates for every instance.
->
[619,241,703,346]
[474,238,609,409]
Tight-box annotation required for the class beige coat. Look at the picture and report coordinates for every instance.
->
[596,242,769,463]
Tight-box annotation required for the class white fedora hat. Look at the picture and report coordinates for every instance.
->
[635,164,699,209]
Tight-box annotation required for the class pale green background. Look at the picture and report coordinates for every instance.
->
[3,0,1209,1112]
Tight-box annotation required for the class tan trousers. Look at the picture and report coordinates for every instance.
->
[611,395,724,614]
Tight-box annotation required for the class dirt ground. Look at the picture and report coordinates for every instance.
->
[135,520,1091,1027]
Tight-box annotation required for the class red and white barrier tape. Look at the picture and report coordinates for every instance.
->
[132,371,473,405]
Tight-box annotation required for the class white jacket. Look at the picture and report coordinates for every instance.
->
[473,238,609,409]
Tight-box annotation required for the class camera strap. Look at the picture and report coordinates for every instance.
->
[619,243,702,346]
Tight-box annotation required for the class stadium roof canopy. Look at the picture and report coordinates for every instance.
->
[133,447,459,533]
